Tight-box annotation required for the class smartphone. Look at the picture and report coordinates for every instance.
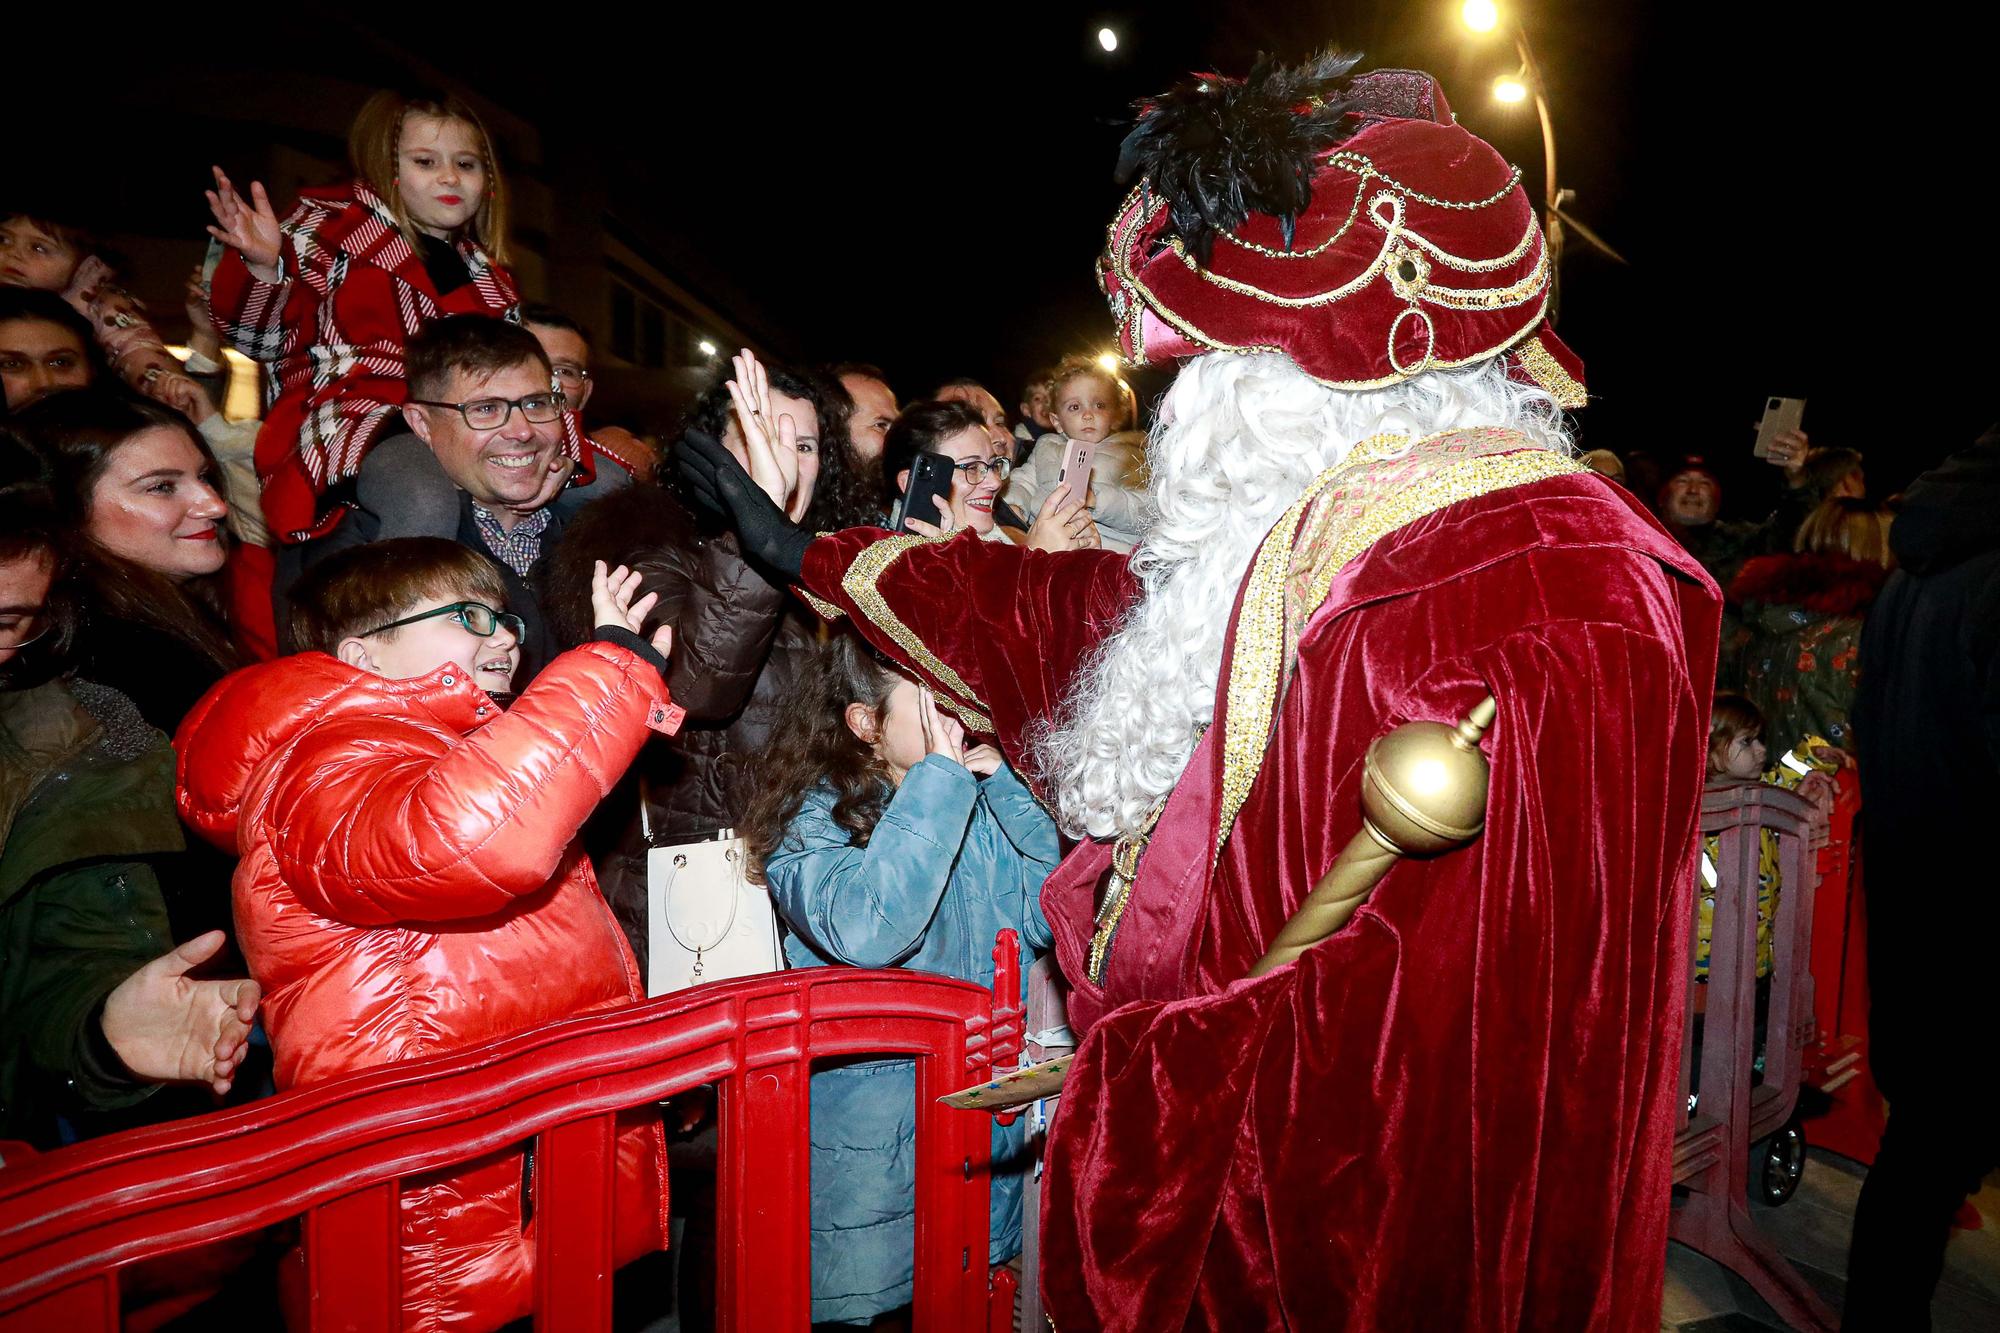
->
[1752,396,1806,460]
[895,451,956,534]
[1055,439,1098,501]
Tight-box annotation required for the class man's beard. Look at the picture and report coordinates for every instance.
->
[1033,351,1574,842]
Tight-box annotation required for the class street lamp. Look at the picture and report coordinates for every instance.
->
[1459,3,1625,325]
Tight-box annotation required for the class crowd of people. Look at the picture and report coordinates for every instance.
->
[2,60,1994,1333]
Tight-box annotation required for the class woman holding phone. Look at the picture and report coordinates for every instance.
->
[882,400,1098,550]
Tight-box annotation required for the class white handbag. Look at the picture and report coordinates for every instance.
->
[644,825,786,995]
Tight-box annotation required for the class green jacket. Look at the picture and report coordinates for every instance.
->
[0,679,181,1147]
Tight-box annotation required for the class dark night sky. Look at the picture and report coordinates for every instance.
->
[15,4,1997,501]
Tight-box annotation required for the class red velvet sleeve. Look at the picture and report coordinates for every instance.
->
[796,530,1140,771]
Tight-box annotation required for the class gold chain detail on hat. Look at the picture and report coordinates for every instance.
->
[1217,156,1525,259]
[1213,432,1588,860]
[1179,211,1547,311]
[840,532,995,733]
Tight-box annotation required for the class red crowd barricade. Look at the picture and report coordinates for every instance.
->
[1800,766,1886,1165]
[0,946,1026,1332]
[1672,780,1837,1332]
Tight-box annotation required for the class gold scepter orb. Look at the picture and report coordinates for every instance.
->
[1248,695,1497,977]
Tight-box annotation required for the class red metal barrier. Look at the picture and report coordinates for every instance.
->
[0,952,1024,1332]
[1673,780,1835,1331]
[1800,767,1886,1165]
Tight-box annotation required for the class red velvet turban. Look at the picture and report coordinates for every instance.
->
[1097,64,1586,406]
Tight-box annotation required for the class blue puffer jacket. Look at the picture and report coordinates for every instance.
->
[765,755,1057,1325]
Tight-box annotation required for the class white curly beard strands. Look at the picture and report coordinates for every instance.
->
[1036,352,1575,843]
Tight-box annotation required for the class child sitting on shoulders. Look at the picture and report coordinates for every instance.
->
[741,634,1056,1327]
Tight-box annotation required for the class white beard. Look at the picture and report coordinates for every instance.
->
[1035,352,1573,842]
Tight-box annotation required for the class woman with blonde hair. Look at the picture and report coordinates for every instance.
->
[203,89,596,551]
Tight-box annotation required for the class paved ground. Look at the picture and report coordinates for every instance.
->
[1663,1151,2000,1331]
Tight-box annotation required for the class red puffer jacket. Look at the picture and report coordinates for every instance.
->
[176,641,675,1332]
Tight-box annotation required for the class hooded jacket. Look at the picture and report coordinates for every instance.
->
[1853,428,2000,1099]
[175,640,673,1332]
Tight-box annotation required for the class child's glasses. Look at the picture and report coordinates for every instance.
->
[357,601,526,641]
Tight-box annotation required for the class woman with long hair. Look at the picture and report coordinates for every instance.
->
[15,388,239,735]
[203,88,595,547]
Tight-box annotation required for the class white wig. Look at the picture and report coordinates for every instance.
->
[1035,351,1574,842]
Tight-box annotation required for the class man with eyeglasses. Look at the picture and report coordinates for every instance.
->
[521,303,658,483]
[282,315,597,678]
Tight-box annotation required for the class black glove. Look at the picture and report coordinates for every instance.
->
[675,427,811,581]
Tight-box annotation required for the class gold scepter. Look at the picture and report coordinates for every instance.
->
[941,697,1499,1112]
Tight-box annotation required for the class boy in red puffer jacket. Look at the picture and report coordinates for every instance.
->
[174,537,681,1332]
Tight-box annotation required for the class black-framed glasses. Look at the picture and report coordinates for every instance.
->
[357,601,525,641]
[408,391,567,430]
[949,457,1012,484]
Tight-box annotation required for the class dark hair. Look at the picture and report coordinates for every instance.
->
[828,362,890,391]
[519,301,591,348]
[1800,446,1864,496]
[0,288,105,412]
[669,363,878,530]
[405,315,551,401]
[0,433,78,687]
[880,399,989,510]
[1708,691,1765,772]
[11,389,236,670]
[0,210,94,260]
[933,375,988,396]
[286,537,509,655]
[743,633,902,883]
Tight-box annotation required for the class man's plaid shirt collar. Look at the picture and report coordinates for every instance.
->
[472,503,551,578]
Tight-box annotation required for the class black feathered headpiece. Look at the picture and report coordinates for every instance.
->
[1113,49,1365,262]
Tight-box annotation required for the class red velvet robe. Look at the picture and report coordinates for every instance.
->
[796,435,1720,1330]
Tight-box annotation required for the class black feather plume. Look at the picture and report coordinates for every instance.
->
[1114,49,1365,262]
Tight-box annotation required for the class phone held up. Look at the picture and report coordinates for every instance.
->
[894,451,956,534]
[1752,396,1806,460]
[1055,438,1097,500]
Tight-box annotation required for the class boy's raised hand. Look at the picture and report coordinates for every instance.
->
[591,560,674,660]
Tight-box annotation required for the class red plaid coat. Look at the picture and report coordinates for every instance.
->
[210,181,587,544]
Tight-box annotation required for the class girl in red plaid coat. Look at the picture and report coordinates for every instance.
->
[205,90,591,548]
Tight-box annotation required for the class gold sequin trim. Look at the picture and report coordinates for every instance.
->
[1512,333,1589,409]
[1213,433,1588,860]
[839,533,993,732]
[795,588,846,621]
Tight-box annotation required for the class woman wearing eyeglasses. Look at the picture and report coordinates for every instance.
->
[884,400,1099,550]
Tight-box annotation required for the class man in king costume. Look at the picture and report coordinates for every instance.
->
[684,54,1720,1332]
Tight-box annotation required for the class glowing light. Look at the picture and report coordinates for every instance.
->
[1097,27,1118,52]
[1096,352,1121,372]
[698,339,718,356]
[1408,758,1450,797]
[1462,0,1500,32]
[1493,76,1529,104]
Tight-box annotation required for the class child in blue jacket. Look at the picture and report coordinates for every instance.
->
[743,633,1056,1325]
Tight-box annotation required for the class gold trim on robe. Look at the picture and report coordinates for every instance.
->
[838,531,996,733]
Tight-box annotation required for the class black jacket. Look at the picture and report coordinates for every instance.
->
[542,483,813,972]
[1852,426,2000,1097]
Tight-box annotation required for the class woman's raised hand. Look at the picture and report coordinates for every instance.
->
[724,349,800,516]
[1025,482,1100,552]
[902,493,956,540]
[204,167,283,283]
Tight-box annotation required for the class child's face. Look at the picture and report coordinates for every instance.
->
[395,116,488,240]
[1052,374,1117,444]
[0,218,81,292]
[1716,731,1766,780]
[345,593,521,692]
[852,676,961,785]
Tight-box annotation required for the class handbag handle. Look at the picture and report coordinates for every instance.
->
[659,844,743,978]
